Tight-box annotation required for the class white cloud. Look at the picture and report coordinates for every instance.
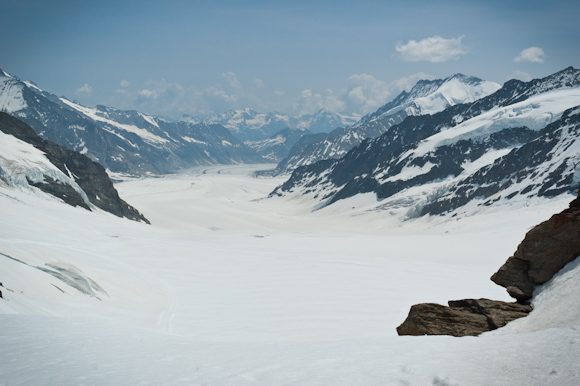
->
[389,72,434,92]
[395,36,469,63]
[139,89,155,98]
[293,89,345,115]
[222,72,242,91]
[204,72,249,106]
[292,72,436,116]
[107,70,438,119]
[254,79,264,88]
[75,83,93,97]
[346,74,391,114]
[129,79,210,116]
[514,47,545,63]
[509,70,532,82]
[120,80,130,88]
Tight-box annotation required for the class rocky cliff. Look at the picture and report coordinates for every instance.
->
[491,191,580,301]
[0,112,149,223]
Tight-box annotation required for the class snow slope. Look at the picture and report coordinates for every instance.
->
[361,74,501,123]
[405,76,501,115]
[0,129,90,205]
[1,165,579,384]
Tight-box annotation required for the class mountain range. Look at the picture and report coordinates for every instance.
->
[181,108,360,142]
[244,128,312,162]
[274,74,501,174]
[3,65,579,223]
[272,67,580,218]
[0,69,266,176]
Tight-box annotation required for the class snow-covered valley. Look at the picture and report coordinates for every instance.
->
[1,164,579,385]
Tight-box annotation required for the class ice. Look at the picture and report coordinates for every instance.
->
[407,88,580,160]
[0,164,578,385]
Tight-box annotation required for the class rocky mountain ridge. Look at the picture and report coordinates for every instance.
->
[0,69,266,176]
[272,67,580,218]
[272,74,501,174]
[0,112,149,223]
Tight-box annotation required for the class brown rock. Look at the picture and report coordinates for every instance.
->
[396,298,532,337]
[491,191,580,301]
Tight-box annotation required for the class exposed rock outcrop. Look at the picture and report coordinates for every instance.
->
[490,192,580,301]
[397,192,580,336]
[0,112,149,223]
[396,299,532,337]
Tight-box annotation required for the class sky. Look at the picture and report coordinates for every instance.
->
[2,0,579,119]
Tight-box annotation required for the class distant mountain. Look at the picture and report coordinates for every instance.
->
[274,74,501,174]
[244,128,312,162]
[272,67,580,218]
[182,108,360,142]
[0,112,149,223]
[0,69,266,176]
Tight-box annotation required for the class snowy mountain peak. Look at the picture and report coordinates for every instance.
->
[273,67,580,220]
[183,108,359,141]
[274,73,500,174]
[0,68,14,78]
[361,74,501,124]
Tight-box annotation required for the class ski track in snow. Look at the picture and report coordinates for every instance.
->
[0,164,578,385]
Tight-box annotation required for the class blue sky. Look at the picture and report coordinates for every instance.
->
[2,0,579,118]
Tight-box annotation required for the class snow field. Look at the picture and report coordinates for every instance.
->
[0,164,578,385]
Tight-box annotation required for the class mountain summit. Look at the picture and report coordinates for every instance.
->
[272,67,580,219]
[274,74,501,174]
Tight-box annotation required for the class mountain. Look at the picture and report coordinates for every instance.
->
[244,128,312,162]
[182,108,360,142]
[274,74,501,174]
[0,112,149,223]
[0,69,266,176]
[272,67,580,218]
[359,74,501,124]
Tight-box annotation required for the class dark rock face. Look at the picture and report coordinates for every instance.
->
[0,112,149,223]
[27,176,90,210]
[491,192,580,301]
[396,299,532,337]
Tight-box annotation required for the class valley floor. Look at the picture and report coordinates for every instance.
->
[0,165,578,385]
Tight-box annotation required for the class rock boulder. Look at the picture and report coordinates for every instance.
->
[491,192,580,301]
[396,298,532,337]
